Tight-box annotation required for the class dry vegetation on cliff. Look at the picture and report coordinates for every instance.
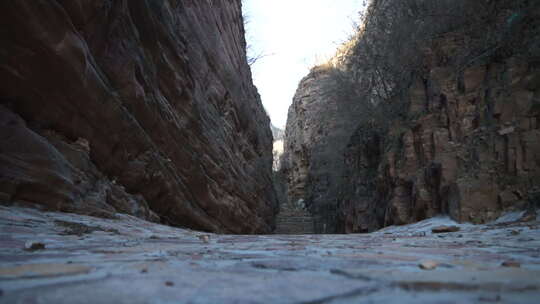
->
[317,0,539,125]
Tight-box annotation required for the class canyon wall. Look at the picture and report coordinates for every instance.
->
[0,0,277,233]
[283,0,540,233]
[281,66,366,233]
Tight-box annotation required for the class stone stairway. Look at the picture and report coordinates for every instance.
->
[274,206,315,234]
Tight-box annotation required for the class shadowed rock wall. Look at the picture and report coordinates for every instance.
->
[0,0,277,233]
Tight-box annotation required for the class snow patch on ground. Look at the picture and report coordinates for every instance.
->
[373,216,471,235]
[374,210,533,235]
[494,211,526,224]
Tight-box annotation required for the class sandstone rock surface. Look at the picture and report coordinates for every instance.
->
[0,0,277,233]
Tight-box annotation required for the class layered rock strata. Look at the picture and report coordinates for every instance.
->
[0,0,277,233]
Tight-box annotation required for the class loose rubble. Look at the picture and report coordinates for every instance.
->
[23,241,45,251]
[419,261,439,270]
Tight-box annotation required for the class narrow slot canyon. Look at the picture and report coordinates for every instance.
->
[1,0,540,303]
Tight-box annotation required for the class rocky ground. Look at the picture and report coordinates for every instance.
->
[1,206,539,304]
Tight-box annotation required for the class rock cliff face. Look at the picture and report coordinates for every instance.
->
[281,68,366,233]
[340,57,540,233]
[0,0,277,233]
[283,0,540,233]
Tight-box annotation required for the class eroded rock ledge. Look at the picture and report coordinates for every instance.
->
[0,0,277,233]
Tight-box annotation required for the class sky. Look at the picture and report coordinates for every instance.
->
[243,0,365,128]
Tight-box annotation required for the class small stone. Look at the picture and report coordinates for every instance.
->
[24,241,45,251]
[198,235,210,243]
[432,225,460,233]
[501,260,521,268]
[419,260,439,270]
[165,281,174,286]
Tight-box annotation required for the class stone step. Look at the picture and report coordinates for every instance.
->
[277,214,311,217]
[276,219,314,223]
[274,227,314,233]
[277,216,312,220]
[276,212,313,216]
[274,209,315,234]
